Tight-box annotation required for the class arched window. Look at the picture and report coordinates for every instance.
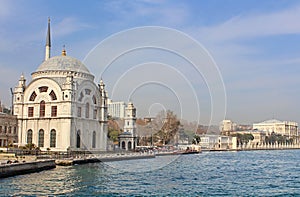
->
[29,91,37,101]
[85,103,89,118]
[92,95,97,104]
[92,131,96,148]
[128,141,132,150]
[27,130,33,144]
[49,90,57,100]
[40,100,45,117]
[121,141,126,149]
[38,129,44,147]
[76,130,81,148]
[50,129,56,148]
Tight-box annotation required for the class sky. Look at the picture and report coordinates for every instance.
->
[0,0,300,125]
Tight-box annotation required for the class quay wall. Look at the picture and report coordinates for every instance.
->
[202,144,300,152]
[0,160,56,178]
[56,153,155,166]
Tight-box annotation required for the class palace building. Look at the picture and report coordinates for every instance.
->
[253,119,298,139]
[13,19,108,152]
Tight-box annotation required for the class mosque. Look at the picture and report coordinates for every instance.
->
[13,19,108,152]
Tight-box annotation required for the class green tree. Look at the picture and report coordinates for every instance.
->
[265,132,291,144]
[192,135,201,144]
[231,133,254,145]
[108,129,120,142]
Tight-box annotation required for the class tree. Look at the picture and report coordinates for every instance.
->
[108,130,120,142]
[265,132,291,144]
[107,118,122,143]
[25,143,36,150]
[153,110,180,145]
[231,133,254,145]
[192,135,201,145]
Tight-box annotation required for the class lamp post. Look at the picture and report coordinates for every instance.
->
[6,133,8,152]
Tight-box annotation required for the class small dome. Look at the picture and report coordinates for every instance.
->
[36,56,90,74]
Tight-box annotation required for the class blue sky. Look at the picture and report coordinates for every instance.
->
[1,0,300,125]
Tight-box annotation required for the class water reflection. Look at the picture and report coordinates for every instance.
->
[8,166,79,196]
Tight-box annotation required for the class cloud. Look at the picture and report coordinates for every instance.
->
[103,0,190,26]
[53,17,92,37]
[0,0,14,22]
[199,4,300,42]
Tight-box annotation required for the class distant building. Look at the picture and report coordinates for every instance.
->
[219,120,237,135]
[143,117,155,124]
[0,113,18,147]
[107,99,126,119]
[118,102,137,150]
[199,134,236,150]
[174,125,189,146]
[0,101,12,115]
[231,130,266,144]
[253,119,298,139]
[237,124,252,131]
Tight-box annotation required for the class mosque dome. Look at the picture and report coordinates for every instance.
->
[36,55,90,74]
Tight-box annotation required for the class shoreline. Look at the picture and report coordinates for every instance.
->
[0,160,56,178]
[1,148,300,178]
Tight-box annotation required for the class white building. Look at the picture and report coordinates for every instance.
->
[231,130,266,144]
[13,19,108,152]
[219,120,237,134]
[107,99,126,119]
[199,135,236,150]
[253,119,298,139]
[118,102,137,150]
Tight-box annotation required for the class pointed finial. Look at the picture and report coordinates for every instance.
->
[62,45,67,56]
[20,72,25,80]
[46,17,51,47]
[45,17,51,61]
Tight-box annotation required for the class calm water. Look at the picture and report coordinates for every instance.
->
[1,150,300,196]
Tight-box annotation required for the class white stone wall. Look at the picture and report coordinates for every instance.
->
[14,57,108,152]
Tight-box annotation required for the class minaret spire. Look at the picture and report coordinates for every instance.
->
[45,17,51,61]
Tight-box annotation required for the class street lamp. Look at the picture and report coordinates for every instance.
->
[6,133,8,152]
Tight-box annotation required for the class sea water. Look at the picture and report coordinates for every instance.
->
[1,150,300,196]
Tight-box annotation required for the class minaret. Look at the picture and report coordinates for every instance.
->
[99,79,107,123]
[45,17,51,61]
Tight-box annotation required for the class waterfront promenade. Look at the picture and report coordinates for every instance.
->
[0,152,156,178]
[236,142,300,151]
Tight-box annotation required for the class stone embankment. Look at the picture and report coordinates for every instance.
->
[0,152,156,178]
[0,160,56,178]
[56,153,155,166]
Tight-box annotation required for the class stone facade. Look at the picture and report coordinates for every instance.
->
[199,134,236,150]
[119,102,137,150]
[253,119,298,139]
[13,20,108,152]
[0,113,18,147]
[219,120,237,135]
